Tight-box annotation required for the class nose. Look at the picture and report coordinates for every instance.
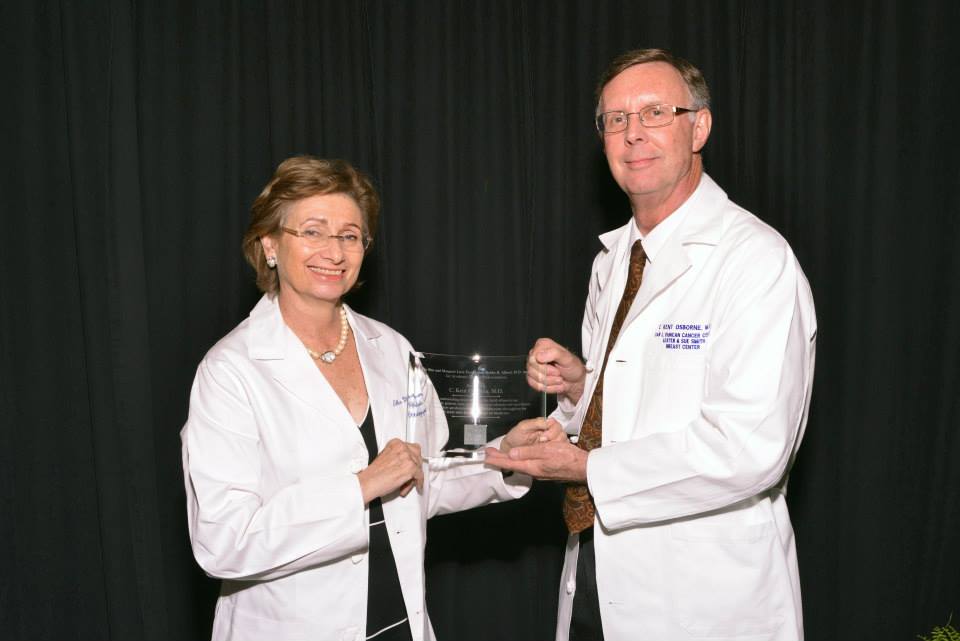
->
[319,237,345,262]
[623,113,646,145]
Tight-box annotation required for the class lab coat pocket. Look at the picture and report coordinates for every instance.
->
[634,355,706,436]
[668,520,785,638]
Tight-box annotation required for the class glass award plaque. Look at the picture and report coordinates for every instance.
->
[406,352,547,463]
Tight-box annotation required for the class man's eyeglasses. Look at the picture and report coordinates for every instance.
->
[595,104,699,134]
[280,225,371,252]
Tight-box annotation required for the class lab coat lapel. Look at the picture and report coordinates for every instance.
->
[620,174,726,333]
[622,235,692,329]
[593,223,632,331]
[247,295,357,427]
[349,310,397,449]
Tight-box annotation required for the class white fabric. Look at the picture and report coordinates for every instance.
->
[552,173,817,641]
[181,296,530,641]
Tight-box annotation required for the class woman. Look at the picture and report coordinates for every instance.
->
[181,156,555,641]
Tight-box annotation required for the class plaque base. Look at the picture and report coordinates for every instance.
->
[464,422,488,446]
[441,448,486,460]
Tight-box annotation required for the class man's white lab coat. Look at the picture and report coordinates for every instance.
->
[554,174,817,641]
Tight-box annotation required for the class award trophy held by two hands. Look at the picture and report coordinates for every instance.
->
[406,352,547,466]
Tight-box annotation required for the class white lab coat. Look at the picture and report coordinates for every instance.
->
[181,295,530,641]
[553,174,817,641]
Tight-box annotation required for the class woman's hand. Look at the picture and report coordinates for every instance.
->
[499,417,567,455]
[357,439,423,504]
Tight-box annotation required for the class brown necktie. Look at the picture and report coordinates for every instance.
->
[563,239,647,534]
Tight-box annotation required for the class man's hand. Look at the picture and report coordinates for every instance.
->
[500,417,567,455]
[527,338,587,404]
[484,439,588,482]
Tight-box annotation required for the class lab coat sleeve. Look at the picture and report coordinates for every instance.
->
[426,455,532,518]
[589,242,816,529]
[182,357,367,581]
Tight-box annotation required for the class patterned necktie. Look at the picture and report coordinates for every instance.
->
[563,239,647,534]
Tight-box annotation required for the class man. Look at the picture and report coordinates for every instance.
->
[485,49,816,641]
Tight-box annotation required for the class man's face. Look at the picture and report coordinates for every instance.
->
[599,62,710,206]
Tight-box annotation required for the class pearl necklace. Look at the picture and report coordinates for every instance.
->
[306,306,350,364]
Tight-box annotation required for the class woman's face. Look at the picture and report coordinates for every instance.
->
[260,192,366,308]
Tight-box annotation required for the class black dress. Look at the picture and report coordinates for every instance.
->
[358,410,414,641]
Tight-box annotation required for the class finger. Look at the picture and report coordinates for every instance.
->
[541,430,567,443]
[483,446,504,463]
[485,451,539,477]
[526,350,540,368]
[527,360,562,387]
[529,345,553,366]
[540,362,561,377]
[506,443,547,461]
[531,366,562,384]
[547,343,574,367]
[399,479,415,497]
[527,374,545,392]
[529,338,555,359]
[483,447,517,468]
[521,416,547,429]
[541,422,566,442]
[538,425,564,442]
[533,417,552,432]
[534,347,560,365]
[532,337,560,355]
[517,417,548,440]
[413,466,424,491]
[382,438,404,453]
[405,442,422,462]
[534,340,568,366]
[526,358,545,381]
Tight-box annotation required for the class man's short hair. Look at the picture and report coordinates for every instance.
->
[595,48,711,112]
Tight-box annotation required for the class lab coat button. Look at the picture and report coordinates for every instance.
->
[351,553,364,564]
[566,578,576,595]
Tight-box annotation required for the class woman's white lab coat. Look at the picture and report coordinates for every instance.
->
[181,296,529,641]
[554,174,817,641]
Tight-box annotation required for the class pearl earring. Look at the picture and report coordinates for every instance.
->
[266,255,277,268]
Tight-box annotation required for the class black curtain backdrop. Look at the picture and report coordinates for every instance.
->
[2,1,959,640]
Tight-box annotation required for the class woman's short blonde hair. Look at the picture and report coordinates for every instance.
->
[242,156,380,296]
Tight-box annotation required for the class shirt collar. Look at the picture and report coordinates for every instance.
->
[627,190,693,263]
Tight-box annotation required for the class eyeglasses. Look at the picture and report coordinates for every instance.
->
[595,104,699,134]
[280,225,371,252]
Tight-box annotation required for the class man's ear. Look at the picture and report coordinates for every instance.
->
[691,108,712,153]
